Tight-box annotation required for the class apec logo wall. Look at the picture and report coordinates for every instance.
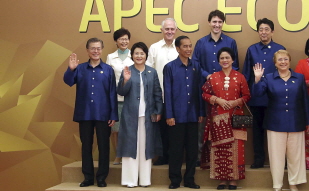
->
[79,0,309,33]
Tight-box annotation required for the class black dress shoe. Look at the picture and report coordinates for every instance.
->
[228,185,237,190]
[250,163,264,169]
[97,180,107,187]
[169,183,180,189]
[217,184,226,190]
[154,156,168,165]
[184,183,200,189]
[80,179,94,187]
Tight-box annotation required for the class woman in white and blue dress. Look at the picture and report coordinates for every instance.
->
[106,28,134,165]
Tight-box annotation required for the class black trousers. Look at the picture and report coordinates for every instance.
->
[251,106,267,165]
[79,121,111,181]
[168,122,198,185]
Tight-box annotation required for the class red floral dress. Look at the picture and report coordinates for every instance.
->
[201,70,250,180]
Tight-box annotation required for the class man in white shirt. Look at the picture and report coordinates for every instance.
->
[147,18,178,165]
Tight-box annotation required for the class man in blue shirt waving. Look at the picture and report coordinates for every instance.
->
[242,18,285,169]
[164,36,205,189]
[63,38,118,187]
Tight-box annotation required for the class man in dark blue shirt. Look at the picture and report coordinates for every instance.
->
[242,18,285,169]
[192,10,239,167]
[63,38,118,187]
[192,9,239,80]
[164,36,205,189]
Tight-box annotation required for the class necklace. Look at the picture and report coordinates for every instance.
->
[279,71,290,78]
[224,76,230,90]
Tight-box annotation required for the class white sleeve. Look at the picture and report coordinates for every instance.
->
[106,54,111,65]
[146,45,155,68]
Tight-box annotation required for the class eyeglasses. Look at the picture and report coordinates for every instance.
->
[118,38,129,42]
[88,47,102,52]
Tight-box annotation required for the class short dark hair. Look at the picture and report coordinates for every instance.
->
[208,10,225,22]
[86,37,104,49]
[113,28,131,41]
[130,42,148,60]
[305,38,309,57]
[217,47,235,62]
[175,36,190,48]
[257,18,274,31]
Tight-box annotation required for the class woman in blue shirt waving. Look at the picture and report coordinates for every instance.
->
[252,50,309,191]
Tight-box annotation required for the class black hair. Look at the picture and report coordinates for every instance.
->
[86,37,104,49]
[257,18,274,31]
[217,47,235,62]
[208,10,225,22]
[113,28,131,41]
[130,42,148,60]
[305,38,309,57]
[175,35,190,48]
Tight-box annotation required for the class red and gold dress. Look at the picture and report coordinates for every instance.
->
[295,58,309,170]
[201,70,250,180]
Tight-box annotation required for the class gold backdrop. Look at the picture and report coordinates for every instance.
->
[0,0,308,191]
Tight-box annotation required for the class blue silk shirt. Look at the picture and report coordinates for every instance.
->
[63,60,118,122]
[242,41,285,106]
[252,70,309,132]
[192,33,239,79]
[163,57,205,123]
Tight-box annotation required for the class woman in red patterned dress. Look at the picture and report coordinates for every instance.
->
[201,47,250,190]
[295,38,309,170]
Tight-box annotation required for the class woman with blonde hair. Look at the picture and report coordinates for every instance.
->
[253,49,309,191]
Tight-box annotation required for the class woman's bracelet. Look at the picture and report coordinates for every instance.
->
[214,97,218,105]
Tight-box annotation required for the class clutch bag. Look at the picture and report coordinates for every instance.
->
[231,100,253,128]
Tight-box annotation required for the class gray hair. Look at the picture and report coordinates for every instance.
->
[161,18,177,29]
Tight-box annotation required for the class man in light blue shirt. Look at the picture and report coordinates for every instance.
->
[147,18,179,166]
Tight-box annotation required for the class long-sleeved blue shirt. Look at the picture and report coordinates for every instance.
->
[192,33,239,79]
[163,57,205,123]
[242,41,285,106]
[63,60,118,122]
[252,70,309,132]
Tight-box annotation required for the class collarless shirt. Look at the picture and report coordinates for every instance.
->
[192,33,239,79]
[163,57,205,123]
[138,71,146,117]
[252,70,309,132]
[147,39,179,89]
[106,49,134,102]
[242,41,285,106]
[63,60,118,122]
